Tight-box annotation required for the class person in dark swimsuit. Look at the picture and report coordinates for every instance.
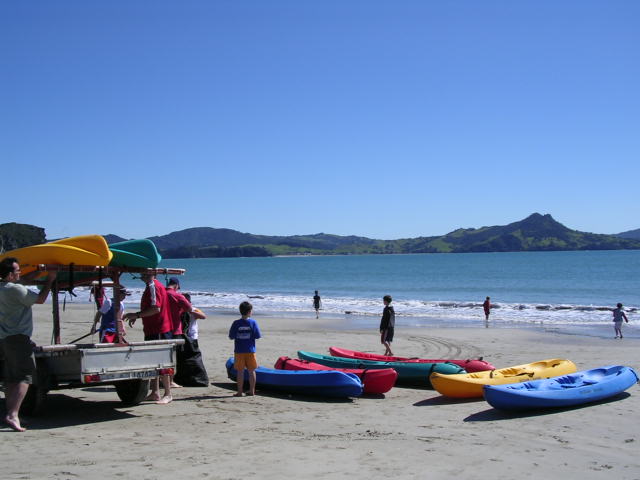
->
[379,295,395,356]
[313,291,321,319]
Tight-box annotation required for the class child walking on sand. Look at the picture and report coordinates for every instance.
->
[229,301,262,396]
[379,295,395,356]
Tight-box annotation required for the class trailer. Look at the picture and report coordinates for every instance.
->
[1,265,186,415]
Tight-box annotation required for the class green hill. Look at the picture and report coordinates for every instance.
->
[0,223,46,253]
[2,214,639,258]
[395,213,638,253]
[616,228,640,240]
[151,213,640,257]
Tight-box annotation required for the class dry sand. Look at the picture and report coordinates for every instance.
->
[2,303,639,479]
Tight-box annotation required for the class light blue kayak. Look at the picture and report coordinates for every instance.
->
[483,365,639,411]
[225,358,363,398]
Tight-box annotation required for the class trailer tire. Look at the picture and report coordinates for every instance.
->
[115,379,150,405]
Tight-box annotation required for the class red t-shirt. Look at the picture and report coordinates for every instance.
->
[140,278,171,335]
[165,287,192,335]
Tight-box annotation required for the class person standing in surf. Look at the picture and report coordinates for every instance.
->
[379,295,395,356]
[313,290,322,319]
[483,296,491,327]
[612,303,629,339]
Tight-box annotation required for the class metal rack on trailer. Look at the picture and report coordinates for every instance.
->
[1,264,186,415]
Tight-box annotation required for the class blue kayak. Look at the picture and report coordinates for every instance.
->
[225,358,363,398]
[483,365,639,411]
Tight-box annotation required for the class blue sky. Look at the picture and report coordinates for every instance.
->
[2,1,638,240]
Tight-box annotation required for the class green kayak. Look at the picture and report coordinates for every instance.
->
[109,239,162,268]
[297,350,465,387]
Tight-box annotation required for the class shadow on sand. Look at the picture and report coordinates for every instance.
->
[463,392,631,422]
[211,381,357,404]
[2,393,138,431]
[413,395,482,407]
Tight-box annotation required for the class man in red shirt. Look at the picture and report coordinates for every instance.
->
[165,277,192,387]
[165,277,192,337]
[124,273,173,404]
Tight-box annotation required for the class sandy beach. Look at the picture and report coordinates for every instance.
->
[2,303,639,480]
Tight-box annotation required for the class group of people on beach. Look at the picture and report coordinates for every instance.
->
[0,253,633,432]
[480,296,629,337]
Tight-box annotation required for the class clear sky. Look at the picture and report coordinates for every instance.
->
[2,1,638,240]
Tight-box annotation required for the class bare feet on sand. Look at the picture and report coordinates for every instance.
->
[144,393,161,402]
[234,393,243,397]
[5,416,26,432]
[170,382,182,388]
[156,395,172,405]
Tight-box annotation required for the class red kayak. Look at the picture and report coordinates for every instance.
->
[328,346,494,373]
[274,356,397,394]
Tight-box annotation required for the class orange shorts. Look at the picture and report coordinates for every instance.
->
[234,353,258,371]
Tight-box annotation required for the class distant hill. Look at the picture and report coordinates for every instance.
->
[2,215,639,258]
[392,213,640,253]
[0,223,46,253]
[616,228,640,240]
[104,234,128,244]
[149,228,383,257]
[148,213,640,257]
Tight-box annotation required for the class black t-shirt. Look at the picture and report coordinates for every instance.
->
[380,305,395,330]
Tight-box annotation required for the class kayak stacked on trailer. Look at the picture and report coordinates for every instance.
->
[0,235,185,414]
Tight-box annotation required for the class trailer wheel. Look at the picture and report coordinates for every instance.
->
[21,360,50,416]
[115,379,150,405]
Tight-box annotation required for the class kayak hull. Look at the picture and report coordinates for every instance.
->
[483,365,639,411]
[1,235,112,275]
[328,346,494,373]
[275,356,397,394]
[225,358,363,398]
[109,239,162,268]
[431,359,578,398]
[298,350,465,387]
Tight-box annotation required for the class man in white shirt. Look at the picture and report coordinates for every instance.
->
[0,257,55,432]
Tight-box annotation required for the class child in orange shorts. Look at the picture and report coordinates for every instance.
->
[228,301,262,396]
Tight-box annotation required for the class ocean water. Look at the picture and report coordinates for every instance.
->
[69,250,639,338]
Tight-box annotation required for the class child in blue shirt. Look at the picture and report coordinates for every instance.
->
[228,301,261,396]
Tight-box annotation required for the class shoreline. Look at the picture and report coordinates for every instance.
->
[3,304,640,479]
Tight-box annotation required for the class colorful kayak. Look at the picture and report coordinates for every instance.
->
[109,239,162,268]
[329,346,495,373]
[298,350,465,387]
[225,358,363,398]
[430,358,577,398]
[0,235,113,275]
[275,356,397,394]
[483,365,639,411]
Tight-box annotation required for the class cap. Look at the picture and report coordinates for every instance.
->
[168,276,180,287]
[116,286,131,295]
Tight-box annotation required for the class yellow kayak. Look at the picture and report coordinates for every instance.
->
[0,235,113,275]
[430,358,578,398]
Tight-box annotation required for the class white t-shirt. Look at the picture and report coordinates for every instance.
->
[185,308,202,339]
